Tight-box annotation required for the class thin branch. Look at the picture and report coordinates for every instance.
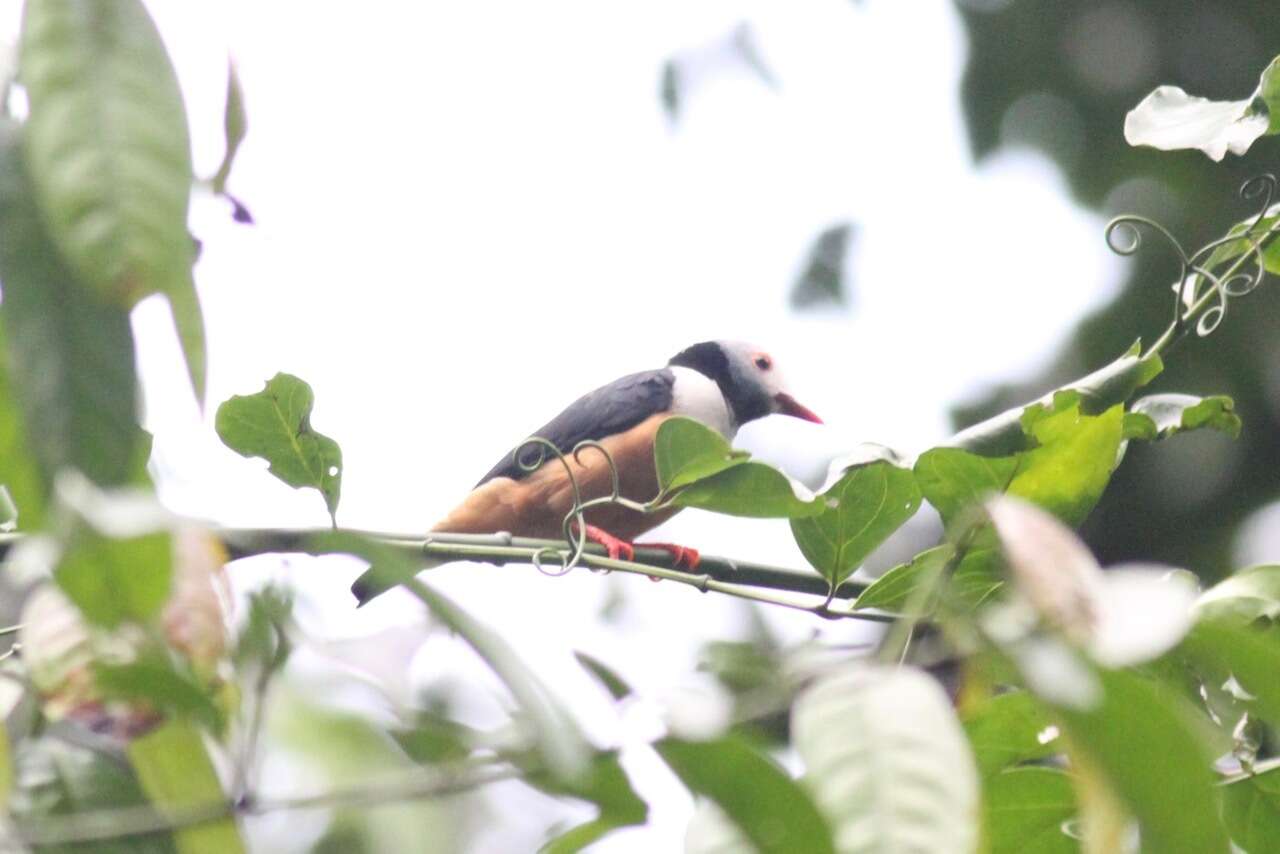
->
[3,761,518,849]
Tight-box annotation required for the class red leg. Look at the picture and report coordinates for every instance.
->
[637,542,701,571]
[582,524,635,562]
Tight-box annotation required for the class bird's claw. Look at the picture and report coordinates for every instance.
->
[583,525,635,562]
[642,543,701,571]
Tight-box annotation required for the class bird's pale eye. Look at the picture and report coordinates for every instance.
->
[753,354,773,371]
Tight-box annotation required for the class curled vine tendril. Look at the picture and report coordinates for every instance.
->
[508,436,645,577]
[1104,172,1279,341]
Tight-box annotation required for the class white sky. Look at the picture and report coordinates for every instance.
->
[6,1,1129,851]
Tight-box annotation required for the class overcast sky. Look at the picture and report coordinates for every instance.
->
[5,1,1128,850]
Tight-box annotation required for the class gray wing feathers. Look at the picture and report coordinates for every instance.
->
[475,369,675,486]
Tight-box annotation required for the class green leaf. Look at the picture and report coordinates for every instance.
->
[946,343,1161,457]
[0,120,142,489]
[1196,203,1280,280]
[55,527,171,628]
[1126,394,1241,441]
[210,62,247,196]
[96,655,223,733]
[1222,760,1280,853]
[915,448,1018,526]
[661,460,824,518]
[656,736,835,854]
[573,651,633,701]
[526,751,648,854]
[790,460,922,588]
[1194,564,1280,623]
[19,0,194,306]
[165,277,207,407]
[129,721,246,854]
[1124,55,1280,160]
[653,416,749,495]
[314,531,588,781]
[0,320,46,529]
[1007,403,1125,526]
[984,767,1077,854]
[215,373,343,524]
[1181,619,1280,730]
[1015,653,1228,854]
[853,545,955,613]
[791,222,854,309]
[390,714,474,765]
[792,665,979,854]
[962,690,1059,778]
[10,736,176,854]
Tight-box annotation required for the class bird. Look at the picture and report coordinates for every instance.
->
[430,340,822,569]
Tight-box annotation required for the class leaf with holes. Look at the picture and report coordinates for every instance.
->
[1125,394,1241,441]
[791,460,921,589]
[792,664,979,854]
[215,373,342,524]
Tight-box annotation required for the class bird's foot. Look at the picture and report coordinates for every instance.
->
[582,525,635,562]
[638,542,701,571]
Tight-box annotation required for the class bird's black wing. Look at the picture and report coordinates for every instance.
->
[475,369,676,486]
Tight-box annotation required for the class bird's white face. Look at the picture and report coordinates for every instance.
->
[719,340,823,424]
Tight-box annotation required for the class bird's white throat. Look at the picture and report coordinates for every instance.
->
[668,366,736,439]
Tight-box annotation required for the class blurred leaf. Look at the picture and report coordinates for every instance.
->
[573,651,632,701]
[56,528,171,629]
[653,417,748,496]
[1181,619,1280,731]
[791,460,922,589]
[684,800,753,854]
[792,665,979,854]
[854,544,955,613]
[315,531,588,781]
[0,321,46,529]
[791,223,855,309]
[962,690,1060,779]
[96,654,223,733]
[1010,648,1228,854]
[165,278,207,407]
[234,585,293,671]
[656,736,835,854]
[390,714,474,765]
[526,751,647,854]
[19,0,194,306]
[129,720,245,854]
[1222,759,1280,853]
[984,767,1077,854]
[215,373,343,525]
[915,448,1017,526]
[210,61,246,196]
[10,736,176,854]
[0,120,141,489]
[1125,394,1241,441]
[1124,56,1280,160]
[699,639,780,696]
[660,60,681,122]
[1196,203,1280,279]
[1194,564,1280,623]
[0,720,11,806]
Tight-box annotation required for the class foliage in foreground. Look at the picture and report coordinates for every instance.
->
[1,2,1280,852]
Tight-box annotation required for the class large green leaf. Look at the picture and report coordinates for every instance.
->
[1007,404,1125,527]
[660,460,825,518]
[1181,619,1280,730]
[1222,760,1280,853]
[983,767,1077,854]
[791,459,922,589]
[215,373,343,524]
[853,545,955,613]
[525,751,648,854]
[655,736,835,854]
[1124,394,1241,442]
[96,654,223,733]
[1012,652,1228,854]
[0,121,141,489]
[19,0,193,305]
[792,664,979,854]
[962,690,1060,779]
[56,527,171,629]
[653,416,748,496]
[19,0,205,399]
[129,720,245,854]
[915,448,1018,527]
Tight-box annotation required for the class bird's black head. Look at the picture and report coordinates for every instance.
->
[668,340,821,426]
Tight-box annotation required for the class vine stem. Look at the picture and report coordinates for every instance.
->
[1145,215,1280,360]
